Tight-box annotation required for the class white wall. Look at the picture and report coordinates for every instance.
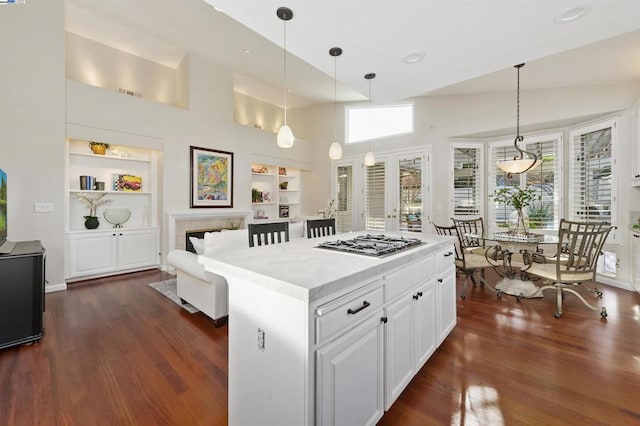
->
[66,53,314,268]
[66,32,182,108]
[0,0,66,288]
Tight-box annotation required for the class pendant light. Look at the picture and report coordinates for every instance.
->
[363,73,376,167]
[497,63,541,175]
[328,47,343,160]
[276,7,294,148]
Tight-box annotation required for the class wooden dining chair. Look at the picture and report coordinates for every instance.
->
[526,219,613,318]
[449,218,498,299]
[248,222,290,247]
[306,218,336,238]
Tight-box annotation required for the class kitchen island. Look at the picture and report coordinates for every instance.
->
[199,232,456,425]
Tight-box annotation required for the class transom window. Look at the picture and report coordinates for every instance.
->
[346,103,414,144]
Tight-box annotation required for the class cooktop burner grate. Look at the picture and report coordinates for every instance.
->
[316,234,424,257]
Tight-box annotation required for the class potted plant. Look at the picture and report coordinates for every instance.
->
[88,141,110,155]
[74,192,112,229]
[490,185,536,235]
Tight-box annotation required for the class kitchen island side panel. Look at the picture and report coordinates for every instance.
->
[227,274,312,426]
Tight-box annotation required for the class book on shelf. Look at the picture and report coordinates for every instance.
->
[112,173,142,192]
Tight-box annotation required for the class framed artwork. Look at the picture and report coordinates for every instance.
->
[190,146,234,208]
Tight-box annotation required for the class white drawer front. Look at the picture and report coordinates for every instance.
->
[436,245,456,272]
[385,255,435,302]
[316,283,384,345]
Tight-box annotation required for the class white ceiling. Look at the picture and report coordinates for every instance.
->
[65,0,640,108]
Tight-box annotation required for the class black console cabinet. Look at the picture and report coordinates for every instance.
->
[0,241,45,350]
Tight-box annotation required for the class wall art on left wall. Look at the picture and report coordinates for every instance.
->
[190,145,234,208]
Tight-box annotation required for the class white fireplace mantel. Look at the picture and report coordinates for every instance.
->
[167,210,252,253]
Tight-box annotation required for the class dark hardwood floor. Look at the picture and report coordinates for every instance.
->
[1,269,639,425]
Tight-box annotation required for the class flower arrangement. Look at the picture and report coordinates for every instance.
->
[74,192,112,218]
[490,185,536,210]
[490,185,537,234]
[318,199,337,219]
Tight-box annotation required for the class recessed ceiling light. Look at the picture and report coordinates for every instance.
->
[244,48,251,54]
[403,51,425,64]
[554,5,591,23]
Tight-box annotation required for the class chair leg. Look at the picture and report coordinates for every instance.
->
[477,274,497,295]
[539,284,607,318]
[581,282,603,298]
[461,275,468,299]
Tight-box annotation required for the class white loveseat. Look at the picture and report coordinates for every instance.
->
[167,223,304,326]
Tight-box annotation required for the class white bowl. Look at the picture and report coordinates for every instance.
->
[103,208,131,227]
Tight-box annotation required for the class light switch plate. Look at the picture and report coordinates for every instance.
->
[34,203,54,212]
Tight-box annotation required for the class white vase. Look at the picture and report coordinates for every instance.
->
[508,209,529,235]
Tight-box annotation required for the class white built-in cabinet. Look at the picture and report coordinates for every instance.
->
[65,138,159,280]
[251,163,301,222]
[68,229,158,278]
[315,245,456,425]
[633,101,640,186]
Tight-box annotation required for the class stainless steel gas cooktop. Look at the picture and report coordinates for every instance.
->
[315,234,424,257]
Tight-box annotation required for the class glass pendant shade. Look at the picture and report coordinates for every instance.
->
[329,142,342,160]
[364,151,376,166]
[497,157,540,174]
[277,124,294,148]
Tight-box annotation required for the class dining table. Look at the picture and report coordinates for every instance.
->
[466,231,559,299]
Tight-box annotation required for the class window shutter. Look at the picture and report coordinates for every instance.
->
[335,165,353,233]
[365,162,386,231]
[488,133,561,233]
[452,145,483,218]
[398,155,423,232]
[569,122,614,224]
[525,137,560,230]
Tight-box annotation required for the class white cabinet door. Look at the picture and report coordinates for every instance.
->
[414,279,437,369]
[632,102,640,186]
[317,312,385,426]
[437,266,457,345]
[117,229,158,270]
[632,231,640,292]
[68,232,117,277]
[384,293,415,409]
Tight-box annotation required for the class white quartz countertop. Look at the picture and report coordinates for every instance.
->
[198,232,455,302]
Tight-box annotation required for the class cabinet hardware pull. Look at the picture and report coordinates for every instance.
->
[347,300,370,315]
[413,294,419,300]
[438,278,443,283]
[444,252,453,257]
[381,316,388,323]
[417,291,423,297]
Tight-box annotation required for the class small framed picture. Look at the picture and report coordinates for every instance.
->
[279,167,287,176]
[190,146,234,208]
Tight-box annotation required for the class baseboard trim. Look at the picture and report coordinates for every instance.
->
[45,282,67,293]
[597,274,633,291]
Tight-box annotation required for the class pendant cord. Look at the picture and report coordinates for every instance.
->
[368,78,372,152]
[283,19,287,125]
[333,54,337,142]
[516,64,520,137]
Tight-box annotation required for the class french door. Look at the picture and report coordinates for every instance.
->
[364,150,429,233]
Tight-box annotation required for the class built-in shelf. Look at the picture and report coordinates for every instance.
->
[70,189,152,195]
[70,152,151,163]
[252,163,301,222]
